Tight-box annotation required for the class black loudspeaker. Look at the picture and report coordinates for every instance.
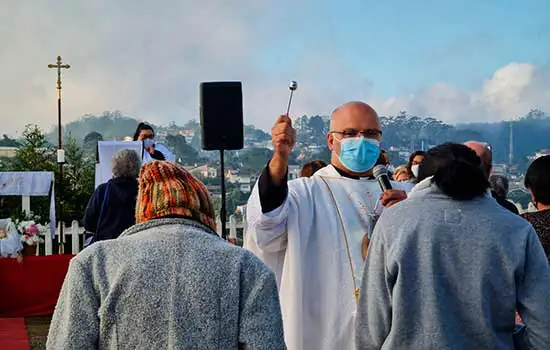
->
[200,82,244,150]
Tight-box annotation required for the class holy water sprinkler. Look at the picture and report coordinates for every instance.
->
[286,80,298,117]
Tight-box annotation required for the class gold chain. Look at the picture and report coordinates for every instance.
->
[319,176,360,305]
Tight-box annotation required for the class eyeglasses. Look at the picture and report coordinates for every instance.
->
[330,129,382,139]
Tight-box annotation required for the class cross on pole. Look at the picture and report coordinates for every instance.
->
[48,56,70,254]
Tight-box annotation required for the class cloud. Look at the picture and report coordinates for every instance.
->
[373,62,550,123]
[0,1,549,138]
[0,0,272,135]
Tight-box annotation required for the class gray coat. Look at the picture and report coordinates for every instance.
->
[356,184,550,349]
[47,218,286,349]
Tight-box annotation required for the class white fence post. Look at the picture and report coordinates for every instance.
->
[229,215,237,239]
[21,196,31,214]
[215,217,222,237]
[36,220,246,256]
[71,221,80,254]
[45,230,53,256]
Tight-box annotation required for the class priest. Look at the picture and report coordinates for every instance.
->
[245,101,410,350]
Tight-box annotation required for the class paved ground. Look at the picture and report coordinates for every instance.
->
[26,316,51,350]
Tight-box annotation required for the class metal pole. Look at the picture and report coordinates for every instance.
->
[48,56,70,254]
[57,89,64,254]
[219,149,227,240]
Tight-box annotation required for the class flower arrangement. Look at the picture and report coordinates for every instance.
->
[10,211,48,246]
[18,220,47,245]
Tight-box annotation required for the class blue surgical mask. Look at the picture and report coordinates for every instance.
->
[335,137,380,173]
[143,138,154,148]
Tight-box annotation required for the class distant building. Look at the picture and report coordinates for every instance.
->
[0,147,18,158]
[226,170,259,194]
[491,163,508,176]
[183,165,218,178]
[178,129,196,143]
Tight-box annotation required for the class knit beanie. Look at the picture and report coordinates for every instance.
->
[136,161,217,232]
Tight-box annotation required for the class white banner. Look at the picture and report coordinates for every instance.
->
[0,171,52,196]
[0,171,56,237]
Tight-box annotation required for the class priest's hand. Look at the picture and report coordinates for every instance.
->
[269,115,296,184]
[380,190,407,207]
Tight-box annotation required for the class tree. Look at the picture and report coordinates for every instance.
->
[1,125,55,223]
[239,148,273,172]
[165,134,199,165]
[62,136,95,222]
[10,125,55,172]
[83,131,103,161]
[0,134,19,147]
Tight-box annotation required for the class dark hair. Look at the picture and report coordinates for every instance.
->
[524,155,550,205]
[407,150,426,174]
[133,123,155,141]
[417,143,489,200]
[489,175,509,198]
[300,160,327,177]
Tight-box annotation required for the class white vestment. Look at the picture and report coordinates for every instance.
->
[245,165,412,350]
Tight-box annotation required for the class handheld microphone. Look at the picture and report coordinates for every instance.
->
[373,164,393,192]
[286,80,298,117]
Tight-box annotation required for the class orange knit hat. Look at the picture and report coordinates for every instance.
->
[135,161,217,232]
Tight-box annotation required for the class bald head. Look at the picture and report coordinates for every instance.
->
[329,101,380,131]
[464,141,492,178]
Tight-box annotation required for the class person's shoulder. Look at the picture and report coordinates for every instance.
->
[521,211,537,220]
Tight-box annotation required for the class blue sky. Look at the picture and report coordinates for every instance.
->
[259,0,550,96]
[1,0,549,134]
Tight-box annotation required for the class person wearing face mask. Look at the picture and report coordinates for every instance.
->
[244,101,409,350]
[407,150,425,183]
[133,123,176,163]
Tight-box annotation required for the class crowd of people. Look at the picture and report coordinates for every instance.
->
[45,102,550,349]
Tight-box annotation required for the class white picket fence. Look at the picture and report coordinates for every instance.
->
[37,215,247,256]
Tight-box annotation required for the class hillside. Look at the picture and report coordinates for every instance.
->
[41,108,550,172]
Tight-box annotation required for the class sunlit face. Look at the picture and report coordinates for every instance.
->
[138,129,154,141]
[412,155,424,166]
[327,105,382,157]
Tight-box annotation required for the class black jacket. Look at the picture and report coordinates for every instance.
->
[83,177,139,241]
[492,191,519,215]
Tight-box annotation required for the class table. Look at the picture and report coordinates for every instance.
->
[0,255,74,317]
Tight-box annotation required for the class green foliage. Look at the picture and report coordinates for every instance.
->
[238,148,273,172]
[46,111,142,143]
[9,125,56,172]
[244,124,270,142]
[0,134,19,147]
[0,125,95,225]
[62,136,95,222]
[83,131,104,160]
[165,134,200,165]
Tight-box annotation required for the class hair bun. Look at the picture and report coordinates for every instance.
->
[433,159,488,200]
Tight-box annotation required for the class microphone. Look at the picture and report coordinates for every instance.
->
[373,164,393,192]
[286,80,298,117]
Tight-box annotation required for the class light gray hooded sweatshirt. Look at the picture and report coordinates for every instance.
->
[47,218,286,349]
[356,178,550,349]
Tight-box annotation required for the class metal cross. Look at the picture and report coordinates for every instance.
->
[48,56,70,98]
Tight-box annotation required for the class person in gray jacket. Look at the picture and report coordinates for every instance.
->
[356,143,550,349]
[47,161,286,350]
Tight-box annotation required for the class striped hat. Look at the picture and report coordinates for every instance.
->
[136,161,216,231]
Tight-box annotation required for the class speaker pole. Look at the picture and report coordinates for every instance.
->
[219,149,227,240]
